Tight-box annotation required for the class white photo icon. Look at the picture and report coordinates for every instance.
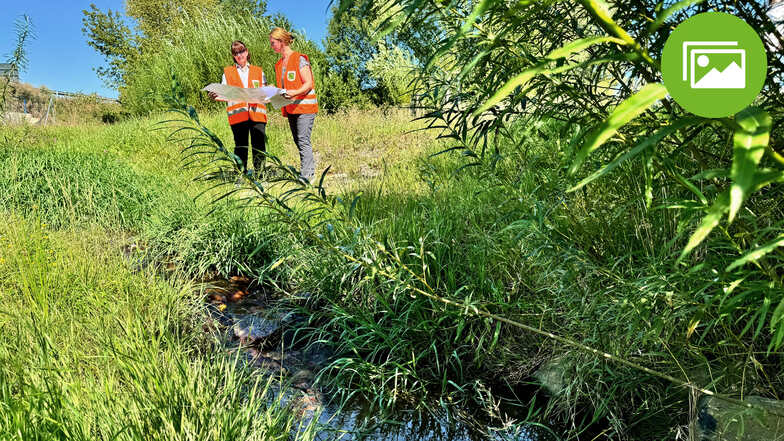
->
[682,41,746,89]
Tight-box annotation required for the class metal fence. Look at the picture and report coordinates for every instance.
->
[2,84,120,125]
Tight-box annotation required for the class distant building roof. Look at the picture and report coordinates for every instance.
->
[0,63,19,81]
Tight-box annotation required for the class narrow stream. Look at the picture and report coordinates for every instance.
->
[201,276,551,441]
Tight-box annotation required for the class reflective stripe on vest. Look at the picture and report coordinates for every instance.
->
[224,65,268,124]
[289,89,318,105]
[275,52,318,116]
[228,106,267,117]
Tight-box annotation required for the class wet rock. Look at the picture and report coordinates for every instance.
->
[232,315,283,343]
[291,369,316,390]
[291,388,323,419]
[228,275,252,301]
[302,343,333,370]
[533,355,573,396]
[697,395,784,441]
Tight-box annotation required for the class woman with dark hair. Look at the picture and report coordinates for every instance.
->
[208,40,268,178]
[269,27,319,181]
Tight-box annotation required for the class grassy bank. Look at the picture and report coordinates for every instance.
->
[0,215,315,440]
[2,106,782,440]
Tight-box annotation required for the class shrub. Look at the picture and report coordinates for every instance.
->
[121,11,325,115]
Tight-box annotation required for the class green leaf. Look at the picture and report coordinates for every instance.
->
[579,0,656,66]
[424,0,492,71]
[669,167,708,206]
[460,0,492,34]
[545,36,626,60]
[579,0,634,46]
[729,107,771,222]
[474,62,550,115]
[475,55,620,116]
[752,169,784,191]
[678,190,729,263]
[569,117,700,191]
[755,297,772,339]
[569,83,668,174]
[726,234,784,271]
[648,0,706,33]
[459,49,491,78]
[770,298,784,350]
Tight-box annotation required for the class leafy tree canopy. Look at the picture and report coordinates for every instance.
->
[82,0,273,88]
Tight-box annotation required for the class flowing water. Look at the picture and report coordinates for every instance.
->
[201,276,549,441]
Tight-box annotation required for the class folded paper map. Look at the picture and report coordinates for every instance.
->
[202,83,293,108]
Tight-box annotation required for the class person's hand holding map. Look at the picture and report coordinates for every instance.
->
[202,83,293,108]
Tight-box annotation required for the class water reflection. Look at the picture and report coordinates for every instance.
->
[299,398,543,441]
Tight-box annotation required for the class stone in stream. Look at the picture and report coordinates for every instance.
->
[232,315,283,343]
[291,368,316,390]
[697,395,784,441]
[533,355,574,396]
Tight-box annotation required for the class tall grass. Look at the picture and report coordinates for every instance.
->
[0,216,314,440]
[121,11,324,115]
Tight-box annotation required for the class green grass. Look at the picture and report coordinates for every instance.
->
[0,216,314,440]
[2,106,782,440]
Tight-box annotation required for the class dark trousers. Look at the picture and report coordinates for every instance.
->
[230,120,266,172]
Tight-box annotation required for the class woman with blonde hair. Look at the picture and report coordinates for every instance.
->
[269,27,318,181]
[208,40,268,178]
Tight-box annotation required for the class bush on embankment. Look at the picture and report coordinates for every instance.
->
[120,12,325,115]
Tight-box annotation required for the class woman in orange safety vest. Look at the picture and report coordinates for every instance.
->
[208,40,268,177]
[269,27,318,181]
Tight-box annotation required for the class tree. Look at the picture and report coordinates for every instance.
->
[219,0,267,18]
[1,15,34,113]
[81,4,137,88]
[125,0,218,41]
[324,2,440,100]
[325,4,378,88]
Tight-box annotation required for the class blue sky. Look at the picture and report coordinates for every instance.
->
[1,1,332,98]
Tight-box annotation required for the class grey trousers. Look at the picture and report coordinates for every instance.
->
[287,113,316,180]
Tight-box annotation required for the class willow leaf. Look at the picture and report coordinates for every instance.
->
[475,55,620,116]
[670,169,708,206]
[648,0,705,33]
[569,83,668,175]
[678,190,729,263]
[459,49,491,78]
[579,0,635,45]
[461,0,493,34]
[474,63,550,115]
[569,116,700,191]
[425,0,492,70]
[727,234,784,271]
[579,0,656,66]
[729,107,771,222]
[545,36,626,60]
[752,169,784,191]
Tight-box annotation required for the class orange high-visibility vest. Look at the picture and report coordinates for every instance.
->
[275,52,318,116]
[224,65,267,125]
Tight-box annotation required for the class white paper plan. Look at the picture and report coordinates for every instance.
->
[202,83,293,108]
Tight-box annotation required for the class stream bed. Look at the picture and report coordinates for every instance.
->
[200,275,551,441]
